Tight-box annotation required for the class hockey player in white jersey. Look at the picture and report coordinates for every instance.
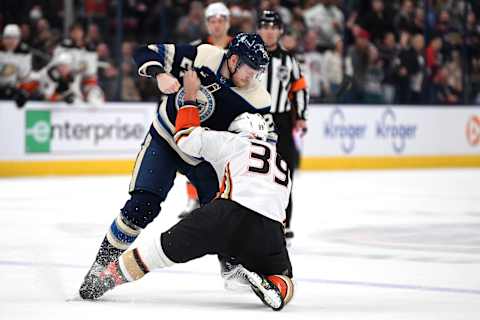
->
[0,24,34,108]
[79,70,294,311]
[53,23,104,106]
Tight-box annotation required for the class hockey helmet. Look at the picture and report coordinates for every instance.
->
[257,10,283,29]
[205,2,230,20]
[226,33,269,72]
[228,112,269,141]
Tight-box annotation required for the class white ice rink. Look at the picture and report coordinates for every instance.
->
[1,169,480,319]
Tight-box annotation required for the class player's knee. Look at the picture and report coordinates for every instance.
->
[121,190,162,229]
[267,275,294,305]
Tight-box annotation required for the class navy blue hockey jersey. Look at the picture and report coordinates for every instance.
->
[133,43,271,165]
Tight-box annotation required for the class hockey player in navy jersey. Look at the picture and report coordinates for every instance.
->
[79,33,271,295]
[180,1,233,218]
[79,69,293,310]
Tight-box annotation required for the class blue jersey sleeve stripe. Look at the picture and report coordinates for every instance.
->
[133,44,167,75]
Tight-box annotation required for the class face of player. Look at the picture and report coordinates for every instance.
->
[229,55,260,88]
[58,64,71,77]
[2,36,20,51]
[258,24,282,49]
[206,16,229,38]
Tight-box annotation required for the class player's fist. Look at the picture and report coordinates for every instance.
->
[156,73,181,94]
[183,69,200,101]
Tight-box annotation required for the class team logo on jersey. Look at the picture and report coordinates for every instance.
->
[1,64,17,77]
[277,65,290,83]
[175,85,216,122]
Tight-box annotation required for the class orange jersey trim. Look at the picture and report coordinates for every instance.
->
[19,81,39,93]
[175,106,200,132]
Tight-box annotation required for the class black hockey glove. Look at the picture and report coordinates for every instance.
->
[13,89,29,109]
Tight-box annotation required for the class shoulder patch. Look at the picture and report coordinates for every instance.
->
[231,80,271,110]
[194,44,225,73]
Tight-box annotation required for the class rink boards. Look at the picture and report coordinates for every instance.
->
[0,101,479,176]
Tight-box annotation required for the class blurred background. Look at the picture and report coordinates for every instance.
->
[0,0,479,176]
[1,0,479,105]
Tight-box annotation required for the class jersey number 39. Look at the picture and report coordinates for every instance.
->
[248,142,289,187]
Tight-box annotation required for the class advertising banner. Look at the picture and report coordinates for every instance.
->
[303,106,480,157]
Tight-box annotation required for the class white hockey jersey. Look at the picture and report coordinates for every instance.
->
[0,43,32,87]
[175,127,291,224]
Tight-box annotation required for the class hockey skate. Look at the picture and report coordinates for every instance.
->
[241,267,285,311]
[220,257,250,292]
[79,261,125,300]
[178,198,199,219]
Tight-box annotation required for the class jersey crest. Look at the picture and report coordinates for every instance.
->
[175,85,216,122]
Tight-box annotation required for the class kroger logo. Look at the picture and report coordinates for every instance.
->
[376,108,417,154]
[324,108,367,154]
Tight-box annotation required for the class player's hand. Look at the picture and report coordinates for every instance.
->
[295,120,307,136]
[183,69,200,101]
[156,73,181,94]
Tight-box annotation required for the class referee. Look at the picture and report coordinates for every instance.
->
[257,11,309,240]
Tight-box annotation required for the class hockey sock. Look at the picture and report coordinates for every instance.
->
[95,214,142,266]
[116,248,150,283]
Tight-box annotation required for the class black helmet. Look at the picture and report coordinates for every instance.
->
[257,10,283,29]
[226,33,269,71]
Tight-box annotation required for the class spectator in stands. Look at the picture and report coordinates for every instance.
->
[432,66,460,104]
[303,30,323,100]
[394,33,426,104]
[121,61,140,101]
[408,33,426,103]
[176,1,206,42]
[304,0,344,51]
[426,35,443,78]
[445,50,463,102]
[86,23,103,47]
[364,45,385,103]
[269,0,293,26]
[281,30,298,51]
[394,0,415,32]
[96,42,118,101]
[358,0,394,46]
[322,37,353,102]
[31,18,58,70]
[378,32,398,104]
[346,27,371,103]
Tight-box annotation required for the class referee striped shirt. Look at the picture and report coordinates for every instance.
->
[260,46,309,119]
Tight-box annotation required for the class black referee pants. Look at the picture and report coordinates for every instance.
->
[272,112,298,229]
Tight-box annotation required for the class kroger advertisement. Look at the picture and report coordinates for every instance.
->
[303,106,480,156]
[0,101,154,160]
[0,102,479,161]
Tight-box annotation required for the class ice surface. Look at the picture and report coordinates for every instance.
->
[1,169,480,319]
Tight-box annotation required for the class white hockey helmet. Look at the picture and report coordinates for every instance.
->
[54,52,73,66]
[205,2,230,20]
[3,24,21,38]
[228,112,269,141]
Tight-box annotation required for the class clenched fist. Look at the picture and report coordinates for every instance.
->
[156,73,181,94]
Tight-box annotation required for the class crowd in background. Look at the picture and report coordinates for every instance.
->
[1,0,480,105]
